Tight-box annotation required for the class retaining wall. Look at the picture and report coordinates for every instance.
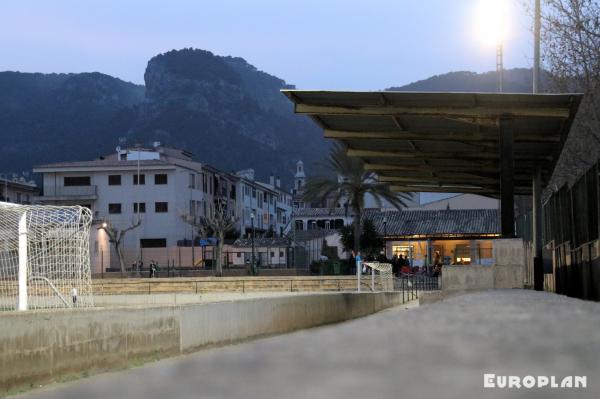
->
[0,291,402,394]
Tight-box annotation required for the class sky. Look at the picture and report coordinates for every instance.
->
[1,0,535,90]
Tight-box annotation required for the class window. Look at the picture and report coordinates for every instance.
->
[230,185,236,200]
[237,253,241,258]
[133,174,145,185]
[133,202,146,213]
[188,173,195,189]
[264,193,268,203]
[108,175,121,185]
[202,173,207,192]
[155,202,168,213]
[16,193,22,203]
[155,174,168,185]
[140,239,167,248]
[108,203,122,214]
[190,200,196,216]
[64,176,91,186]
[252,188,256,198]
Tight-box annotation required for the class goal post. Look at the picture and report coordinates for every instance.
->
[0,202,94,311]
[362,262,394,292]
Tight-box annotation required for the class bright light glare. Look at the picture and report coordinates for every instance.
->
[474,0,508,46]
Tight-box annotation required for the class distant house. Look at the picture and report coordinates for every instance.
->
[0,176,38,204]
[371,209,500,266]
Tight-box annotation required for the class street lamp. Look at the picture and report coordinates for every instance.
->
[250,211,256,275]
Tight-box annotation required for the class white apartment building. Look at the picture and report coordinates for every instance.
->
[33,145,225,272]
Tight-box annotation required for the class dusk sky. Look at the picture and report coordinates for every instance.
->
[2,0,534,89]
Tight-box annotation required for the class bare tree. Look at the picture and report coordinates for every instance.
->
[182,200,238,277]
[98,219,142,274]
[538,0,600,188]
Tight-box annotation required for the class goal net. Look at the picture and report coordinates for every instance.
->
[362,262,394,291]
[0,202,94,311]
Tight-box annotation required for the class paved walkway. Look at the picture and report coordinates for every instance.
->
[15,290,600,399]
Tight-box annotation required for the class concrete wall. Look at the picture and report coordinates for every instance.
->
[0,292,403,394]
[441,239,525,292]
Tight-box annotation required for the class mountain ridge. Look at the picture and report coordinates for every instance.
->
[0,53,544,187]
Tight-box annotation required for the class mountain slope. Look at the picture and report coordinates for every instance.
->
[0,71,144,174]
[129,49,324,183]
[0,50,326,186]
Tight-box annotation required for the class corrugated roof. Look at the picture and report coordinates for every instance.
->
[370,209,499,237]
[282,90,583,196]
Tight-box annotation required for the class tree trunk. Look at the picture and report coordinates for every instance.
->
[216,232,224,277]
[353,207,361,255]
[115,245,126,274]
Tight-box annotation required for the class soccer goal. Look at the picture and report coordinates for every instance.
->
[0,202,94,311]
[362,262,394,292]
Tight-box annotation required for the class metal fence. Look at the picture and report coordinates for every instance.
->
[543,162,600,300]
[393,274,440,303]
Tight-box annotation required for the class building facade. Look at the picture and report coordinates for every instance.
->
[0,175,38,204]
[33,145,244,272]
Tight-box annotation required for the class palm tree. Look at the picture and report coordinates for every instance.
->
[302,143,412,255]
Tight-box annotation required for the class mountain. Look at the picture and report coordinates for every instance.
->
[129,49,324,183]
[0,71,143,175]
[0,49,325,187]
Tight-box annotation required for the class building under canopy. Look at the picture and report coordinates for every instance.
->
[282,90,582,239]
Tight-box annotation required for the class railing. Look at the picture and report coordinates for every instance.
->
[37,185,98,199]
[394,273,440,302]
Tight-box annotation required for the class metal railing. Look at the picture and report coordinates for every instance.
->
[394,273,440,303]
[37,185,98,199]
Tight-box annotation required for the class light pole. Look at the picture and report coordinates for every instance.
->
[474,0,507,92]
[250,211,256,275]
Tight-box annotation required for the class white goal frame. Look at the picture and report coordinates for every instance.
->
[0,202,94,311]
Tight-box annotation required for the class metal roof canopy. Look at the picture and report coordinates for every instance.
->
[282,90,582,237]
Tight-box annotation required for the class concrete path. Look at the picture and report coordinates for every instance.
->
[14,290,600,399]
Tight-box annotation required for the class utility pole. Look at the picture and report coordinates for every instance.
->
[532,0,544,291]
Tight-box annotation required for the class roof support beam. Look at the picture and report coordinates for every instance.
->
[324,129,561,143]
[347,148,553,161]
[500,118,515,238]
[295,103,571,119]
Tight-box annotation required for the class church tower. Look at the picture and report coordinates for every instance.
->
[294,160,306,192]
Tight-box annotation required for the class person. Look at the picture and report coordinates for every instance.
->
[353,250,362,275]
[71,287,78,306]
[433,251,442,267]
[149,260,157,278]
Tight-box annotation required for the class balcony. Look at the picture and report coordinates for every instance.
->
[34,185,98,202]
